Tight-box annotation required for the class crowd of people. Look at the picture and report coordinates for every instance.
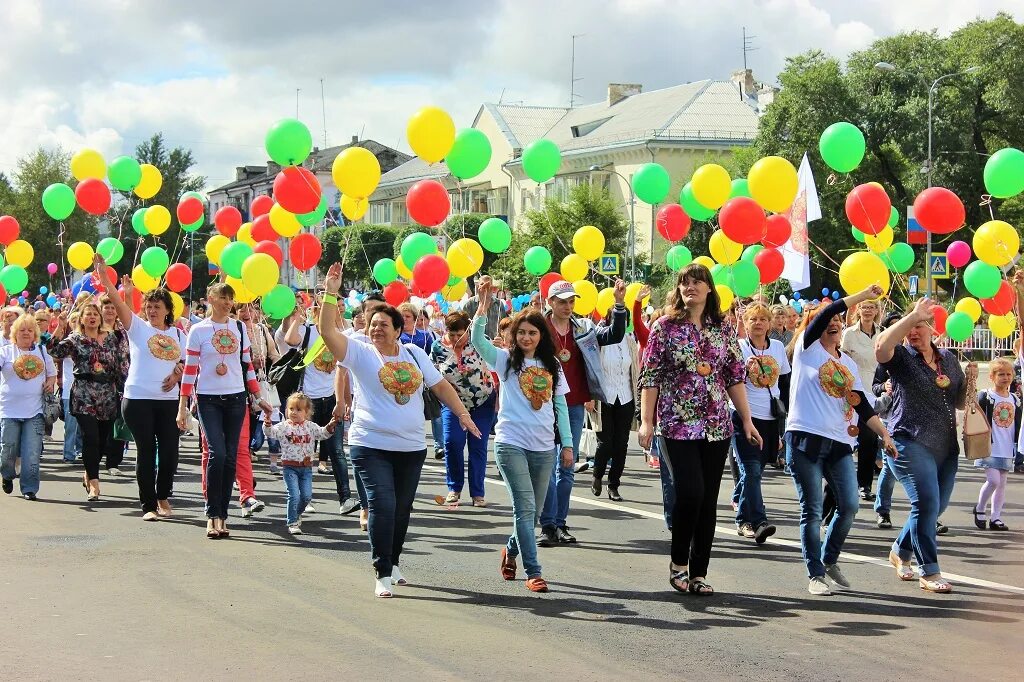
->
[0,256,1017,598]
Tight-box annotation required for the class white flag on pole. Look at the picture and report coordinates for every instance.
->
[781,153,821,291]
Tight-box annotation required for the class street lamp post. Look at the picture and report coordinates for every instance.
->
[589,165,635,279]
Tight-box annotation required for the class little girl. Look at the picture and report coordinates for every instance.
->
[973,357,1019,531]
[263,392,336,535]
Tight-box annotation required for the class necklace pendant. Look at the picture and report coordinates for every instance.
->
[847,424,860,437]
[93,361,104,374]
[215,362,228,376]
[696,361,712,377]
[935,374,950,389]
[557,348,571,363]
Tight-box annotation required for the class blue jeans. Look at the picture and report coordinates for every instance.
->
[540,403,585,529]
[495,442,554,578]
[62,398,82,462]
[887,438,958,576]
[656,437,675,530]
[350,445,426,578]
[443,394,496,498]
[786,432,859,578]
[250,418,281,455]
[431,416,444,453]
[196,392,247,519]
[283,466,313,525]
[312,396,350,502]
[873,455,898,516]
[733,414,778,527]
[0,415,44,495]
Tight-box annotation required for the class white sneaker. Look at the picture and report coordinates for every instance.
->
[374,576,393,598]
[108,468,122,477]
[391,566,408,586]
[339,498,360,515]
[825,563,851,590]
[808,576,832,596]
[303,502,316,515]
[288,524,302,535]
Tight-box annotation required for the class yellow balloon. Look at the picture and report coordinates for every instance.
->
[241,253,280,296]
[560,253,589,282]
[5,239,34,268]
[716,284,734,313]
[691,164,732,210]
[205,235,230,265]
[709,229,741,265]
[332,147,381,199]
[573,280,598,315]
[838,250,890,295]
[407,106,456,164]
[396,257,413,280]
[865,225,894,253]
[990,312,1017,339]
[748,156,798,213]
[624,282,643,309]
[340,194,368,221]
[236,223,256,248]
[955,297,982,323]
[973,219,1019,267]
[693,256,716,270]
[70,148,106,181]
[170,291,184,320]
[134,163,163,199]
[572,225,605,261]
[269,203,301,238]
[143,205,171,235]
[446,238,484,278]
[132,265,158,293]
[442,279,468,302]
[67,242,94,271]
[226,276,256,304]
[596,287,616,316]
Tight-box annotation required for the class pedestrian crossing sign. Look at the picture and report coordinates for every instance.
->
[929,253,949,279]
[598,254,620,275]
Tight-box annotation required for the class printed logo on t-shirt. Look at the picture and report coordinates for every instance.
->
[818,358,855,399]
[377,361,422,405]
[746,355,780,388]
[313,349,336,374]
[13,353,44,380]
[993,401,1014,429]
[148,333,181,361]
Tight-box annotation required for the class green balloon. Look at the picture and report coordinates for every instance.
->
[983,147,1024,198]
[728,260,760,297]
[944,310,975,342]
[181,217,204,233]
[373,258,399,286]
[261,284,297,319]
[963,260,1002,299]
[711,263,727,285]
[882,242,914,273]
[181,191,207,206]
[41,183,75,220]
[666,245,692,271]
[819,122,865,173]
[108,156,142,191]
[524,246,552,275]
[220,242,253,279]
[446,128,492,180]
[131,208,149,236]
[521,139,561,183]
[265,118,313,166]
[631,163,670,204]
[887,206,899,228]
[478,217,511,253]
[141,246,170,277]
[741,244,764,263]
[447,274,462,287]
[851,226,866,243]
[679,182,715,221]
[0,265,28,294]
[96,237,124,265]
[400,232,437,269]
[298,195,328,227]
[729,178,751,199]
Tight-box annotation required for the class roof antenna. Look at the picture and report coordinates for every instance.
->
[570,33,586,108]
[741,27,759,100]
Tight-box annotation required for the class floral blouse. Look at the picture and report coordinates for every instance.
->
[639,316,745,442]
[430,339,494,410]
[49,330,129,420]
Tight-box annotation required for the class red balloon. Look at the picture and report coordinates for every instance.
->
[412,254,450,294]
[165,263,192,293]
[930,305,949,335]
[177,196,204,225]
[656,204,691,242]
[251,214,277,242]
[91,266,118,293]
[214,206,243,237]
[250,195,274,218]
[982,280,1016,316]
[0,216,20,246]
[539,272,564,300]
[253,240,284,266]
[290,233,322,271]
[75,178,111,216]
[273,166,321,214]
[0,285,6,307]
[407,180,451,227]
[383,280,409,307]
[409,279,430,298]
[753,247,785,284]
[845,183,891,235]
[719,197,766,245]
[762,214,792,248]
[913,187,965,234]
[118,285,143,313]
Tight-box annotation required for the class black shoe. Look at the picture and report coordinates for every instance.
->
[989,519,1009,531]
[877,513,892,529]
[2,479,11,495]
[936,520,949,535]
[859,487,875,501]
[607,487,623,502]
[23,492,36,501]
[556,526,577,543]
[754,522,776,545]
[591,477,602,497]
[972,507,986,530]
[434,448,444,460]
[538,526,558,547]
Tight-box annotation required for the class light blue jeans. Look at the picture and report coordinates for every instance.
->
[873,455,898,516]
[495,442,554,578]
[540,403,585,529]
[431,416,444,453]
[62,398,82,462]
[1,415,45,495]
[283,466,313,526]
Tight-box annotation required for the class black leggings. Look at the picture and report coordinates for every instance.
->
[594,400,634,488]
[856,428,879,491]
[663,437,730,577]
[122,398,181,513]
[76,414,114,481]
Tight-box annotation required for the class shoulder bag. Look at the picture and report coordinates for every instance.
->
[962,372,991,459]
[268,324,311,403]
[407,344,443,420]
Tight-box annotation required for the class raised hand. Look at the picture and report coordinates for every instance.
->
[324,263,342,295]
[638,284,652,303]
[613,278,627,304]
[912,296,934,323]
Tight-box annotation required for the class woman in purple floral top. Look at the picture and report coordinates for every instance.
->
[639,264,761,596]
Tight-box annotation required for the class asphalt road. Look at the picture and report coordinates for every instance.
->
[2,424,1022,681]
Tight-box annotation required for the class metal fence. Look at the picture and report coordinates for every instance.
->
[945,328,1018,361]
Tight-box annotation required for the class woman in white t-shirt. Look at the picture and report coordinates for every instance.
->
[95,258,186,521]
[317,263,481,598]
[787,285,896,596]
[0,314,57,499]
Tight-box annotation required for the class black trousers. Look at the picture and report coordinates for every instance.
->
[664,437,730,577]
[856,428,879,491]
[122,398,181,513]
[594,400,634,488]
[77,414,114,481]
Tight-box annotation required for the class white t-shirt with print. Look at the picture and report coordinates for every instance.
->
[124,317,187,400]
[490,350,569,453]
[787,333,864,446]
[983,389,1017,459]
[0,343,57,419]
[184,319,252,396]
[278,324,336,399]
[739,338,791,421]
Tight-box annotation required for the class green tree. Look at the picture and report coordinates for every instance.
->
[323,223,400,289]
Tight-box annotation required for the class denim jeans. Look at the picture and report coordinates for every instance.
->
[443,393,496,498]
[887,438,958,576]
[873,455,898,516]
[656,437,675,530]
[283,466,313,525]
[431,416,444,453]
[540,403,585,529]
[786,432,859,578]
[250,418,281,455]
[495,442,554,578]
[62,398,82,462]
[350,445,427,578]
[0,415,44,495]
[732,413,779,527]
[197,392,247,519]
[312,396,349,502]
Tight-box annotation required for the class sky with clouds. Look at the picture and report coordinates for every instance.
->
[1,0,1020,190]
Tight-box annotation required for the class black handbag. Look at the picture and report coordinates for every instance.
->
[770,396,788,431]
[268,324,311,404]
[407,345,442,420]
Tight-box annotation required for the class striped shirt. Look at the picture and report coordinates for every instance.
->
[181,318,261,397]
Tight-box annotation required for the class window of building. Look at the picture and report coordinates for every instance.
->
[570,117,612,138]
[369,202,391,224]
[391,199,409,224]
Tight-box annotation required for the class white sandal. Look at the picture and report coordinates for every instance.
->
[888,551,914,581]
[919,574,953,593]
[391,566,408,586]
[375,577,393,598]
